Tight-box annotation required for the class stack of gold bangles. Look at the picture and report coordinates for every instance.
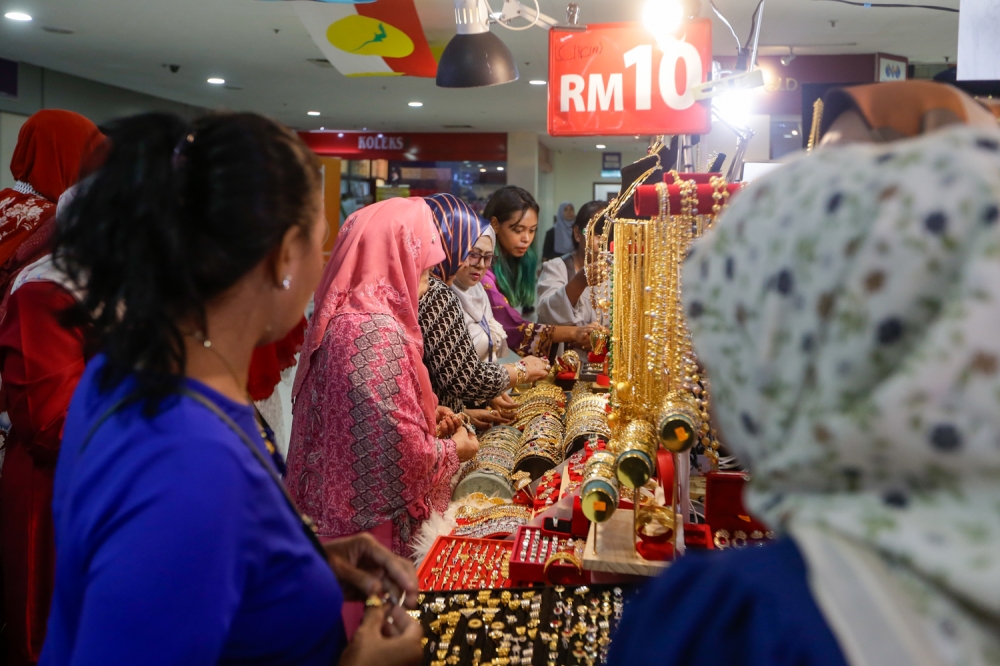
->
[457,425,521,486]
[580,450,620,523]
[562,392,611,456]
[513,413,565,474]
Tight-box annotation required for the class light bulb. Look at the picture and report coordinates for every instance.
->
[643,0,684,41]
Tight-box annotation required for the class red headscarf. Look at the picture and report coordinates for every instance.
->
[9,110,103,202]
[0,111,102,319]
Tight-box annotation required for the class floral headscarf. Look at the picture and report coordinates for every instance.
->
[684,126,1000,663]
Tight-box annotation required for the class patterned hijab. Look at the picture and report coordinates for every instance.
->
[425,193,490,282]
[685,126,1000,662]
[294,198,445,429]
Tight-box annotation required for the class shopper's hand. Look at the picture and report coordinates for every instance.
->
[490,394,518,419]
[466,408,510,430]
[453,426,480,462]
[574,324,604,350]
[338,603,423,666]
[435,405,463,438]
[522,355,551,382]
[323,533,418,606]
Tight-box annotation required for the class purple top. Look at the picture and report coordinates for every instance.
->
[482,269,553,358]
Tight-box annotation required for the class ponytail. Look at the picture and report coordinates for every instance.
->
[55,112,321,407]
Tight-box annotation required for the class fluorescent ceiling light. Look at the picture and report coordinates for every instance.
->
[307,111,321,116]
[4,11,32,21]
[529,80,547,86]
[207,77,226,85]
[408,101,424,107]
[596,144,607,149]
[497,166,505,171]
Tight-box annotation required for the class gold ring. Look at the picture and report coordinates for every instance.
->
[365,594,384,608]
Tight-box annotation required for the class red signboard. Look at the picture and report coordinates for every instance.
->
[548,20,712,137]
[298,131,507,162]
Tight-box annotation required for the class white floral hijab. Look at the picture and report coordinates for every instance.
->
[684,126,1000,665]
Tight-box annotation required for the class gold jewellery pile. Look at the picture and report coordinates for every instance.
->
[582,165,731,525]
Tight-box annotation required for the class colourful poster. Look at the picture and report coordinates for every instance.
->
[293,0,437,78]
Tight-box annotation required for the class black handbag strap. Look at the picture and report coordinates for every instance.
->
[78,388,326,559]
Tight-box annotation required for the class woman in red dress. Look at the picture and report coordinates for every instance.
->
[0,109,103,666]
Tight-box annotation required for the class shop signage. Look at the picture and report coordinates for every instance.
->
[602,152,622,171]
[548,20,712,137]
[299,131,507,162]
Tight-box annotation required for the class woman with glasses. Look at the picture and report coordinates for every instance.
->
[419,195,549,430]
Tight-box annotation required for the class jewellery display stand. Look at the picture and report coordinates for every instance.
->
[583,511,670,579]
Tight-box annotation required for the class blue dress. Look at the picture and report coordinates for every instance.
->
[607,538,848,666]
[40,356,346,666]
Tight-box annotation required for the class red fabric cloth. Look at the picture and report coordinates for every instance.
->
[9,110,103,204]
[247,317,306,403]
[0,193,56,323]
[0,281,87,666]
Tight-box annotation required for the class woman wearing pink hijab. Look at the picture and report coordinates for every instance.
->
[286,198,479,557]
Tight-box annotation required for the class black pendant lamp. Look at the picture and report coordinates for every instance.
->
[436,0,520,88]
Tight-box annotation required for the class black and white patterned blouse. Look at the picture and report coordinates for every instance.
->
[418,277,510,413]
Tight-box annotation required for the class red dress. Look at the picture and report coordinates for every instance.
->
[0,281,86,665]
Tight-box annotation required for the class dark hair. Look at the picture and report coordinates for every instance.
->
[573,200,609,244]
[484,186,540,308]
[55,111,321,406]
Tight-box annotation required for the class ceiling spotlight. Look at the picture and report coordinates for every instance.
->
[437,0,519,88]
[4,11,32,21]
[643,0,684,42]
[791,129,799,136]
[781,48,796,67]
[479,168,487,172]
[207,77,226,85]
[529,80,547,86]
[307,111,321,116]
[408,101,424,107]
[338,133,344,138]
[497,166,505,171]
[596,144,607,149]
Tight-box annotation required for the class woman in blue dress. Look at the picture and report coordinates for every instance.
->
[39,112,423,666]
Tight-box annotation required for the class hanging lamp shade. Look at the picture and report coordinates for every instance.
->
[436,0,519,88]
[436,31,519,88]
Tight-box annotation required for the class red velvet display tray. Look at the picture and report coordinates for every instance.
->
[417,536,514,591]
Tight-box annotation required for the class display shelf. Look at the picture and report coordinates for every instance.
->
[583,511,670,578]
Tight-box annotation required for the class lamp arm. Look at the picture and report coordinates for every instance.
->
[495,0,561,29]
[711,109,755,182]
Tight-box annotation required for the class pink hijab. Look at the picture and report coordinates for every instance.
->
[294,197,445,430]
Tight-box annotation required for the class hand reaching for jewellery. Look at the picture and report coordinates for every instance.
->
[323,533,418,607]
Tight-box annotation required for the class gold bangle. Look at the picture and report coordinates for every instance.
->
[543,551,583,581]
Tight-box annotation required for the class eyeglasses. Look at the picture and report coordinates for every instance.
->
[467,251,494,267]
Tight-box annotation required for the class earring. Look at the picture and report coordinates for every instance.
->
[281,275,292,290]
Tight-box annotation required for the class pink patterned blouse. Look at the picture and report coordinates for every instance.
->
[285,312,460,557]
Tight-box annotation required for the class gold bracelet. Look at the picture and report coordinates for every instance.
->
[543,551,583,580]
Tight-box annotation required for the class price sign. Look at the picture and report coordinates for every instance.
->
[548,20,712,137]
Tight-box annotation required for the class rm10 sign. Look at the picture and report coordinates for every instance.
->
[548,20,712,137]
